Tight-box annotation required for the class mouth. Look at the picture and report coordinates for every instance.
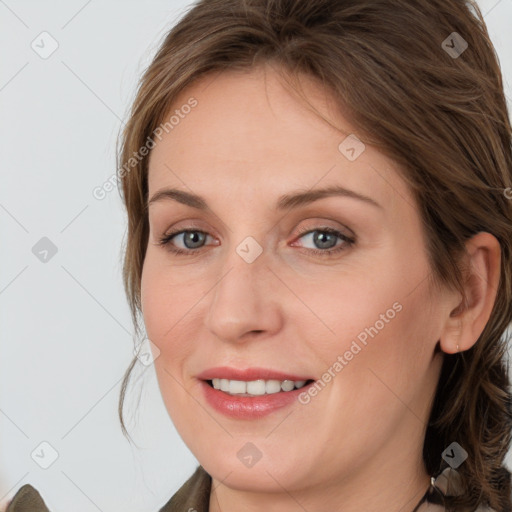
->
[204,378,315,397]
[196,366,316,418]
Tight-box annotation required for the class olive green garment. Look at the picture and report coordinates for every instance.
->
[5,484,50,512]
[4,466,211,512]
[159,465,211,511]
[5,466,505,511]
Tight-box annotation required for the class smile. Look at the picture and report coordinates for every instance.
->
[208,378,312,396]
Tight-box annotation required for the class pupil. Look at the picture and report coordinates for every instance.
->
[315,231,335,249]
[185,231,205,249]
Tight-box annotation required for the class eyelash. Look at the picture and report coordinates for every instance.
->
[156,225,355,258]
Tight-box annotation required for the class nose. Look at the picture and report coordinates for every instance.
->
[204,241,283,344]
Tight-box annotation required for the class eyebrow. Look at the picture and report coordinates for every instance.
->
[147,185,383,211]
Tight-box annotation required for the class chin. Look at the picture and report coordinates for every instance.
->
[198,447,314,492]
[208,460,303,492]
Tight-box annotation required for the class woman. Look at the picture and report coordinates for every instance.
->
[116,0,512,509]
[5,0,512,511]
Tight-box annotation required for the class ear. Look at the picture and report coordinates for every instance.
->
[439,232,501,354]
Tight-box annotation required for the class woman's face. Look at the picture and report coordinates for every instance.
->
[141,64,446,495]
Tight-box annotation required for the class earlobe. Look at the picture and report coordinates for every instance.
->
[438,232,501,355]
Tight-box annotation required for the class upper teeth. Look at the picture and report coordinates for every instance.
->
[212,378,307,395]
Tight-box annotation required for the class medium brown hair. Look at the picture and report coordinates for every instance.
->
[116,1,512,510]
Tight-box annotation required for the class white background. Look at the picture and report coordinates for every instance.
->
[1,1,511,510]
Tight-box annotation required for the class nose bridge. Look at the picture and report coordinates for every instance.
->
[205,232,280,342]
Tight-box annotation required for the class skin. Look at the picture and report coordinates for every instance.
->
[141,63,501,512]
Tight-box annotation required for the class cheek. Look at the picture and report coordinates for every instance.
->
[141,251,191,342]
[292,269,407,358]
[140,261,167,343]
[140,260,196,424]
[322,270,437,422]
[140,253,205,373]
[303,246,435,395]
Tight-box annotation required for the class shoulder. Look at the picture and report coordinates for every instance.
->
[158,465,212,512]
[5,484,50,512]
[5,467,212,512]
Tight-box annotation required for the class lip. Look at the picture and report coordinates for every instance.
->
[196,366,313,381]
[198,379,314,419]
[196,366,315,420]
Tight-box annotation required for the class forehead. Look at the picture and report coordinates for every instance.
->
[151,65,349,161]
[147,65,413,213]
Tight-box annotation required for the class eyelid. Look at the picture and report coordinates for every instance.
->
[157,219,211,238]
[155,215,356,238]
[158,214,352,234]
[293,219,354,236]
[157,218,351,242]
